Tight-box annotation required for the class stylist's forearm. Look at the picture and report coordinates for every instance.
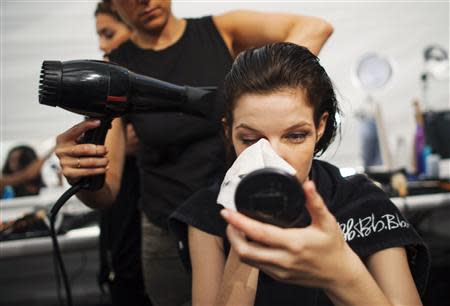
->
[75,169,121,209]
[286,17,333,55]
[76,185,116,209]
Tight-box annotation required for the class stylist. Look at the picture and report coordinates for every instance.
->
[55,1,333,305]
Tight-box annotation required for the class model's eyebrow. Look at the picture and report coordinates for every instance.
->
[235,122,313,132]
[235,123,261,133]
[283,122,313,132]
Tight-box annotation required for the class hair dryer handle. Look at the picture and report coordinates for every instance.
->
[78,118,112,191]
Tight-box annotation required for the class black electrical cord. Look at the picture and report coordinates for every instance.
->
[53,250,63,305]
[49,183,82,306]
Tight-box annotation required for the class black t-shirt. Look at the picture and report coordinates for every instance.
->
[108,16,233,228]
[169,160,430,306]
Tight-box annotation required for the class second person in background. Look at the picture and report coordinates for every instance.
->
[94,2,152,306]
[55,1,333,305]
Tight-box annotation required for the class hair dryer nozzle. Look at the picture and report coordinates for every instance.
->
[39,61,62,107]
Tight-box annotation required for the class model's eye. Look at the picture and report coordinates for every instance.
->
[241,138,260,146]
[237,133,262,146]
[103,29,115,39]
[285,132,307,143]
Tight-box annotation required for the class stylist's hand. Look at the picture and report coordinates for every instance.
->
[221,181,362,290]
[55,120,109,185]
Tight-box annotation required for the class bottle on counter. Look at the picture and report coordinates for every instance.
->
[425,153,440,178]
[2,185,15,199]
[413,100,426,176]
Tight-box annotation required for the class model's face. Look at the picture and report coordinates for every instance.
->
[8,150,21,172]
[112,0,172,33]
[96,13,131,53]
[230,90,328,183]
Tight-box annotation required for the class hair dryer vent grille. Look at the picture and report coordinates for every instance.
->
[39,61,62,107]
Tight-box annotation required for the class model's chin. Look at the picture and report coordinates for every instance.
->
[296,170,311,186]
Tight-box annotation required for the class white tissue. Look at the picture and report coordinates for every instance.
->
[217,138,296,211]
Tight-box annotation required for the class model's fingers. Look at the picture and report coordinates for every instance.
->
[56,144,108,158]
[221,209,291,249]
[56,119,101,144]
[303,181,333,227]
[226,225,291,268]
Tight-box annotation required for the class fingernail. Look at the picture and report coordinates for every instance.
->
[220,209,230,219]
[305,180,315,190]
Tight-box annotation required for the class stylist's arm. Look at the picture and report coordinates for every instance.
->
[221,180,395,306]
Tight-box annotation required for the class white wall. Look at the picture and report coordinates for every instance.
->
[1,0,449,168]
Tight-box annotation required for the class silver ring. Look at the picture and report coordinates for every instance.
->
[77,158,81,168]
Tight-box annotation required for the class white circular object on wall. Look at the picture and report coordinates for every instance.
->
[354,53,393,92]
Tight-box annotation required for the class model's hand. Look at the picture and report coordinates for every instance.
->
[222,180,363,290]
[55,120,109,185]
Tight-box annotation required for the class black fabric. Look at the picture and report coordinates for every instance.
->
[109,16,233,229]
[98,156,149,305]
[108,274,152,306]
[169,159,430,306]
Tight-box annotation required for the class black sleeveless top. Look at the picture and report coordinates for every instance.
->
[169,160,430,306]
[109,16,233,228]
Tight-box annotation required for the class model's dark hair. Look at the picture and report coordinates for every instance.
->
[2,145,38,175]
[223,42,340,157]
[94,0,123,23]
[2,145,45,197]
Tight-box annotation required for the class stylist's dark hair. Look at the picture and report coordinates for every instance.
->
[223,42,340,156]
[94,0,123,22]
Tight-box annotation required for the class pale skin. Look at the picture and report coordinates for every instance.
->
[188,90,422,306]
[95,12,131,54]
[55,1,333,209]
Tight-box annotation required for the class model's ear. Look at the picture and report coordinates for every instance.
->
[316,112,329,142]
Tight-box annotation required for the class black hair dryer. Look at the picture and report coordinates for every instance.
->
[39,60,216,190]
[235,168,309,228]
